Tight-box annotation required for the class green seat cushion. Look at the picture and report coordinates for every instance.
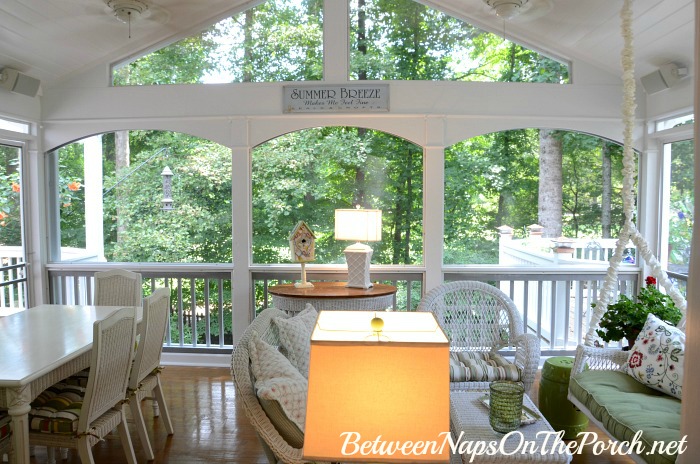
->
[258,398,304,449]
[449,351,521,383]
[28,383,85,435]
[570,370,681,464]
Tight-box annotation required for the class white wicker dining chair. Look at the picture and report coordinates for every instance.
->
[28,306,138,464]
[93,269,143,307]
[128,287,174,461]
[417,280,540,393]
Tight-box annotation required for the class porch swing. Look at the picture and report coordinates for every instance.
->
[583,0,687,345]
[567,4,688,461]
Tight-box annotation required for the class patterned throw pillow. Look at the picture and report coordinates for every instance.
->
[627,313,685,399]
[249,331,308,431]
[273,304,318,378]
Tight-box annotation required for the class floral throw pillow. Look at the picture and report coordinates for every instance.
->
[627,313,685,399]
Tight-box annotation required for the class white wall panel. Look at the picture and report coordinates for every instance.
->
[41,80,631,150]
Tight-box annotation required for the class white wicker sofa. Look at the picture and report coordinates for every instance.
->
[568,345,682,464]
[232,307,309,464]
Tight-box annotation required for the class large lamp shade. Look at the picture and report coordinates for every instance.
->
[334,209,382,242]
[303,310,450,463]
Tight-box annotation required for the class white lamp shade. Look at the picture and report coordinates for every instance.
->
[303,311,450,463]
[334,209,382,242]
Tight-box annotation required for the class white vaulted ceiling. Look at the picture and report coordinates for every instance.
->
[0,0,694,88]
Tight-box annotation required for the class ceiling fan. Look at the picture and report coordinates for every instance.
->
[105,0,170,24]
[482,0,553,21]
[83,0,170,30]
[107,0,149,23]
[81,0,171,38]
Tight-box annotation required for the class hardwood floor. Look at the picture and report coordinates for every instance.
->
[27,366,634,464]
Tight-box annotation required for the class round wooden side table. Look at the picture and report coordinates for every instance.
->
[268,281,397,314]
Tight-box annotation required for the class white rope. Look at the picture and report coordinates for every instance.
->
[584,0,687,345]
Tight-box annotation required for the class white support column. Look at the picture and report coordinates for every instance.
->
[656,141,672,269]
[83,135,104,261]
[637,129,663,275]
[678,1,700,460]
[323,0,349,82]
[24,137,47,306]
[231,118,252,345]
[424,117,445,293]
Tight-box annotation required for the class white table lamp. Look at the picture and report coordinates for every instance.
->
[303,310,450,463]
[334,208,382,288]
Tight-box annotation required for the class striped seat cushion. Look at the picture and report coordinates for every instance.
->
[29,383,85,435]
[449,351,521,383]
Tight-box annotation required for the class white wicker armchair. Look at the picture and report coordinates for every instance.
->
[232,307,307,464]
[417,281,540,393]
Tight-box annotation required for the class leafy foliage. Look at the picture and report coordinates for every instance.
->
[251,127,423,265]
[595,276,683,345]
[667,139,694,268]
[444,130,625,264]
[0,146,21,244]
[350,0,569,83]
[114,0,567,86]
[114,0,323,85]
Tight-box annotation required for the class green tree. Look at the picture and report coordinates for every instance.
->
[351,0,568,83]
[102,131,232,263]
[114,33,218,85]
[114,0,323,85]
[55,143,87,249]
[251,127,423,265]
[668,139,694,268]
[0,146,21,245]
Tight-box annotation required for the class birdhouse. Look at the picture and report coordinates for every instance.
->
[289,221,316,263]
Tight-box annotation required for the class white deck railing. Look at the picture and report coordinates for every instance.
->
[45,262,641,355]
[0,247,27,313]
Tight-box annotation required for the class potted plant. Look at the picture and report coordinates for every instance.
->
[594,276,683,349]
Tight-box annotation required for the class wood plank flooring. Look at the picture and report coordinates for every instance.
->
[27,366,634,464]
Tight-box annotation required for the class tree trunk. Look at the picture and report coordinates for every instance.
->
[601,141,612,238]
[357,0,367,81]
[403,153,412,263]
[243,9,254,83]
[538,129,563,238]
[115,131,130,242]
[495,131,512,227]
[352,0,368,209]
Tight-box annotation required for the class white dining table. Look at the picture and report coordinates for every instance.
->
[0,304,143,464]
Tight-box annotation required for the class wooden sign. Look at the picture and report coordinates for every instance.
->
[283,84,390,113]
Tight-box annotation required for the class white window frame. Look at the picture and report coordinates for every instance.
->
[650,116,694,274]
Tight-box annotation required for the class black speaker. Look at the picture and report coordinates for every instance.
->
[0,68,41,97]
